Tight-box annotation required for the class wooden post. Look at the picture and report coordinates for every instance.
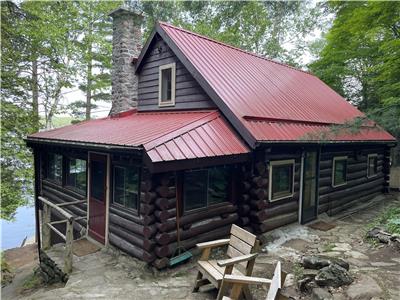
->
[64,219,73,274]
[42,203,51,250]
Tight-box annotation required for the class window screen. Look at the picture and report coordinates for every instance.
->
[66,158,86,193]
[113,166,140,210]
[333,157,347,186]
[47,153,63,183]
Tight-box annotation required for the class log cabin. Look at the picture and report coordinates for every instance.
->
[26,8,396,269]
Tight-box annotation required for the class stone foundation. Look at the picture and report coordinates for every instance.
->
[38,250,68,283]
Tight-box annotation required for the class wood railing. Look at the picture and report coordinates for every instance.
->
[38,196,86,273]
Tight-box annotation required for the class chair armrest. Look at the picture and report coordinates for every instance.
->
[196,238,230,250]
[222,274,272,285]
[217,253,258,267]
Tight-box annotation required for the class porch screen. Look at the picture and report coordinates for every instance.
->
[66,158,86,193]
[47,153,63,183]
[183,166,230,212]
[113,166,140,210]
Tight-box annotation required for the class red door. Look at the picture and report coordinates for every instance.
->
[88,153,107,244]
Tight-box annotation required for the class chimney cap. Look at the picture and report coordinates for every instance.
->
[109,7,144,18]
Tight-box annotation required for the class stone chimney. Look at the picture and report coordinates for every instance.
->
[109,7,143,115]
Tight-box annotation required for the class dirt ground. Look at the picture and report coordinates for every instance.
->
[2,192,400,300]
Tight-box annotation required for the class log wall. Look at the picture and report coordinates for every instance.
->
[318,145,387,216]
[246,149,302,234]
[151,171,238,269]
[246,145,390,234]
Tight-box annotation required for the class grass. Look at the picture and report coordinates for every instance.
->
[322,242,335,252]
[365,205,400,246]
[293,262,304,281]
[21,271,43,293]
[367,205,400,234]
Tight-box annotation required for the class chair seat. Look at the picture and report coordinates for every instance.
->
[197,260,243,286]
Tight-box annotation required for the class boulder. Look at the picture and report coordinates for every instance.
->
[314,264,353,288]
[312,287,333,300]
[346,274,382,300]
[301,256,349,271]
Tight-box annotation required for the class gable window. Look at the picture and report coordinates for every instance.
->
[158,63,176,106]
[332,156,347,187]
[66,158,87,194]
[113,165,140,211]
[367,154,378,177]
[183,166,230,212]
[269,160,295,202]
[47,153,63,183]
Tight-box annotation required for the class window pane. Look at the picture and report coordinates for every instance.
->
[113,166,139,210]
[125,167,139,210]
[161,68,172,102]
[271,164,293,199]
[334,159,347,185]
[368,156,377,176]
[184,170,208,211]
[48,153,62,182]
[208,167,229,205]
[67,158,86,192]
[113,167,125,206]
[91,160,105,201]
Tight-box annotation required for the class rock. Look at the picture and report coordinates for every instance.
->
[370,261,396,267]
[315,264,353,287]
[298,276,313,293]
[312,287,333,300]
[346,274,383,300]
[346,251,368,260]
[303,269,319,278]
[332,243,352,252]
[301,256,349,271]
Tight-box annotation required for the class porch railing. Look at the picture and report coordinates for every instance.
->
[38,196,86,273]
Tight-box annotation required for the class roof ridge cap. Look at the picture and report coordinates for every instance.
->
[144,110,220,150]
[158,21,313,76]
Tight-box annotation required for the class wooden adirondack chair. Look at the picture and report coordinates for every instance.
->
[192,224,260,300]
[220,261,287,300]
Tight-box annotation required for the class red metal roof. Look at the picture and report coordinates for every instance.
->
[28,110,249,163]
[159,22,395,142]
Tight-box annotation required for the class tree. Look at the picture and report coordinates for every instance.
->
[309,2,400,138]
[1,1,78,218]
[75,0,121,120]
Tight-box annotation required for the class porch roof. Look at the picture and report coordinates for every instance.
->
[27,109,250,163]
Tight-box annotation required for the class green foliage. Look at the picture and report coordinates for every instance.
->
[139,1,323,66]
[309,2,400,138]
[376,206,400,235]
[293,262,304,281]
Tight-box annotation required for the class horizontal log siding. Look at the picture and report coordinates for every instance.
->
[318,145,387,216]
[137,38,215,111]
[151,171,238,269]
[41,180,87,240]
[247,149,302,234]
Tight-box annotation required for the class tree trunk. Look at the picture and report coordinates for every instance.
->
[32,58,39,131]
[85,5,93,121]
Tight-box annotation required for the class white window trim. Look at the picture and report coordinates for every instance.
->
[332,156,347,187]
[367,153,378,178]
[268,159,295,202]
[158,62,176,107]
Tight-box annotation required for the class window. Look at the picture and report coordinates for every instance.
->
[269,160,295,201]
[158,63,176,106]
[47,153,63,183]
[66,158,87,193]
[332,156,347,187]
[367,154,378,177]
[183,166,230,212]
[113,166,140,211]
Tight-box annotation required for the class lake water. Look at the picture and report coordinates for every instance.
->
[1,205,36,250]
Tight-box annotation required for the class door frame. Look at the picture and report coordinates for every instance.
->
[86,151,110,246]
[298,148,320,224]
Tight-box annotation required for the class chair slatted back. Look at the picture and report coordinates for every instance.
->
[227,225,257,259]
